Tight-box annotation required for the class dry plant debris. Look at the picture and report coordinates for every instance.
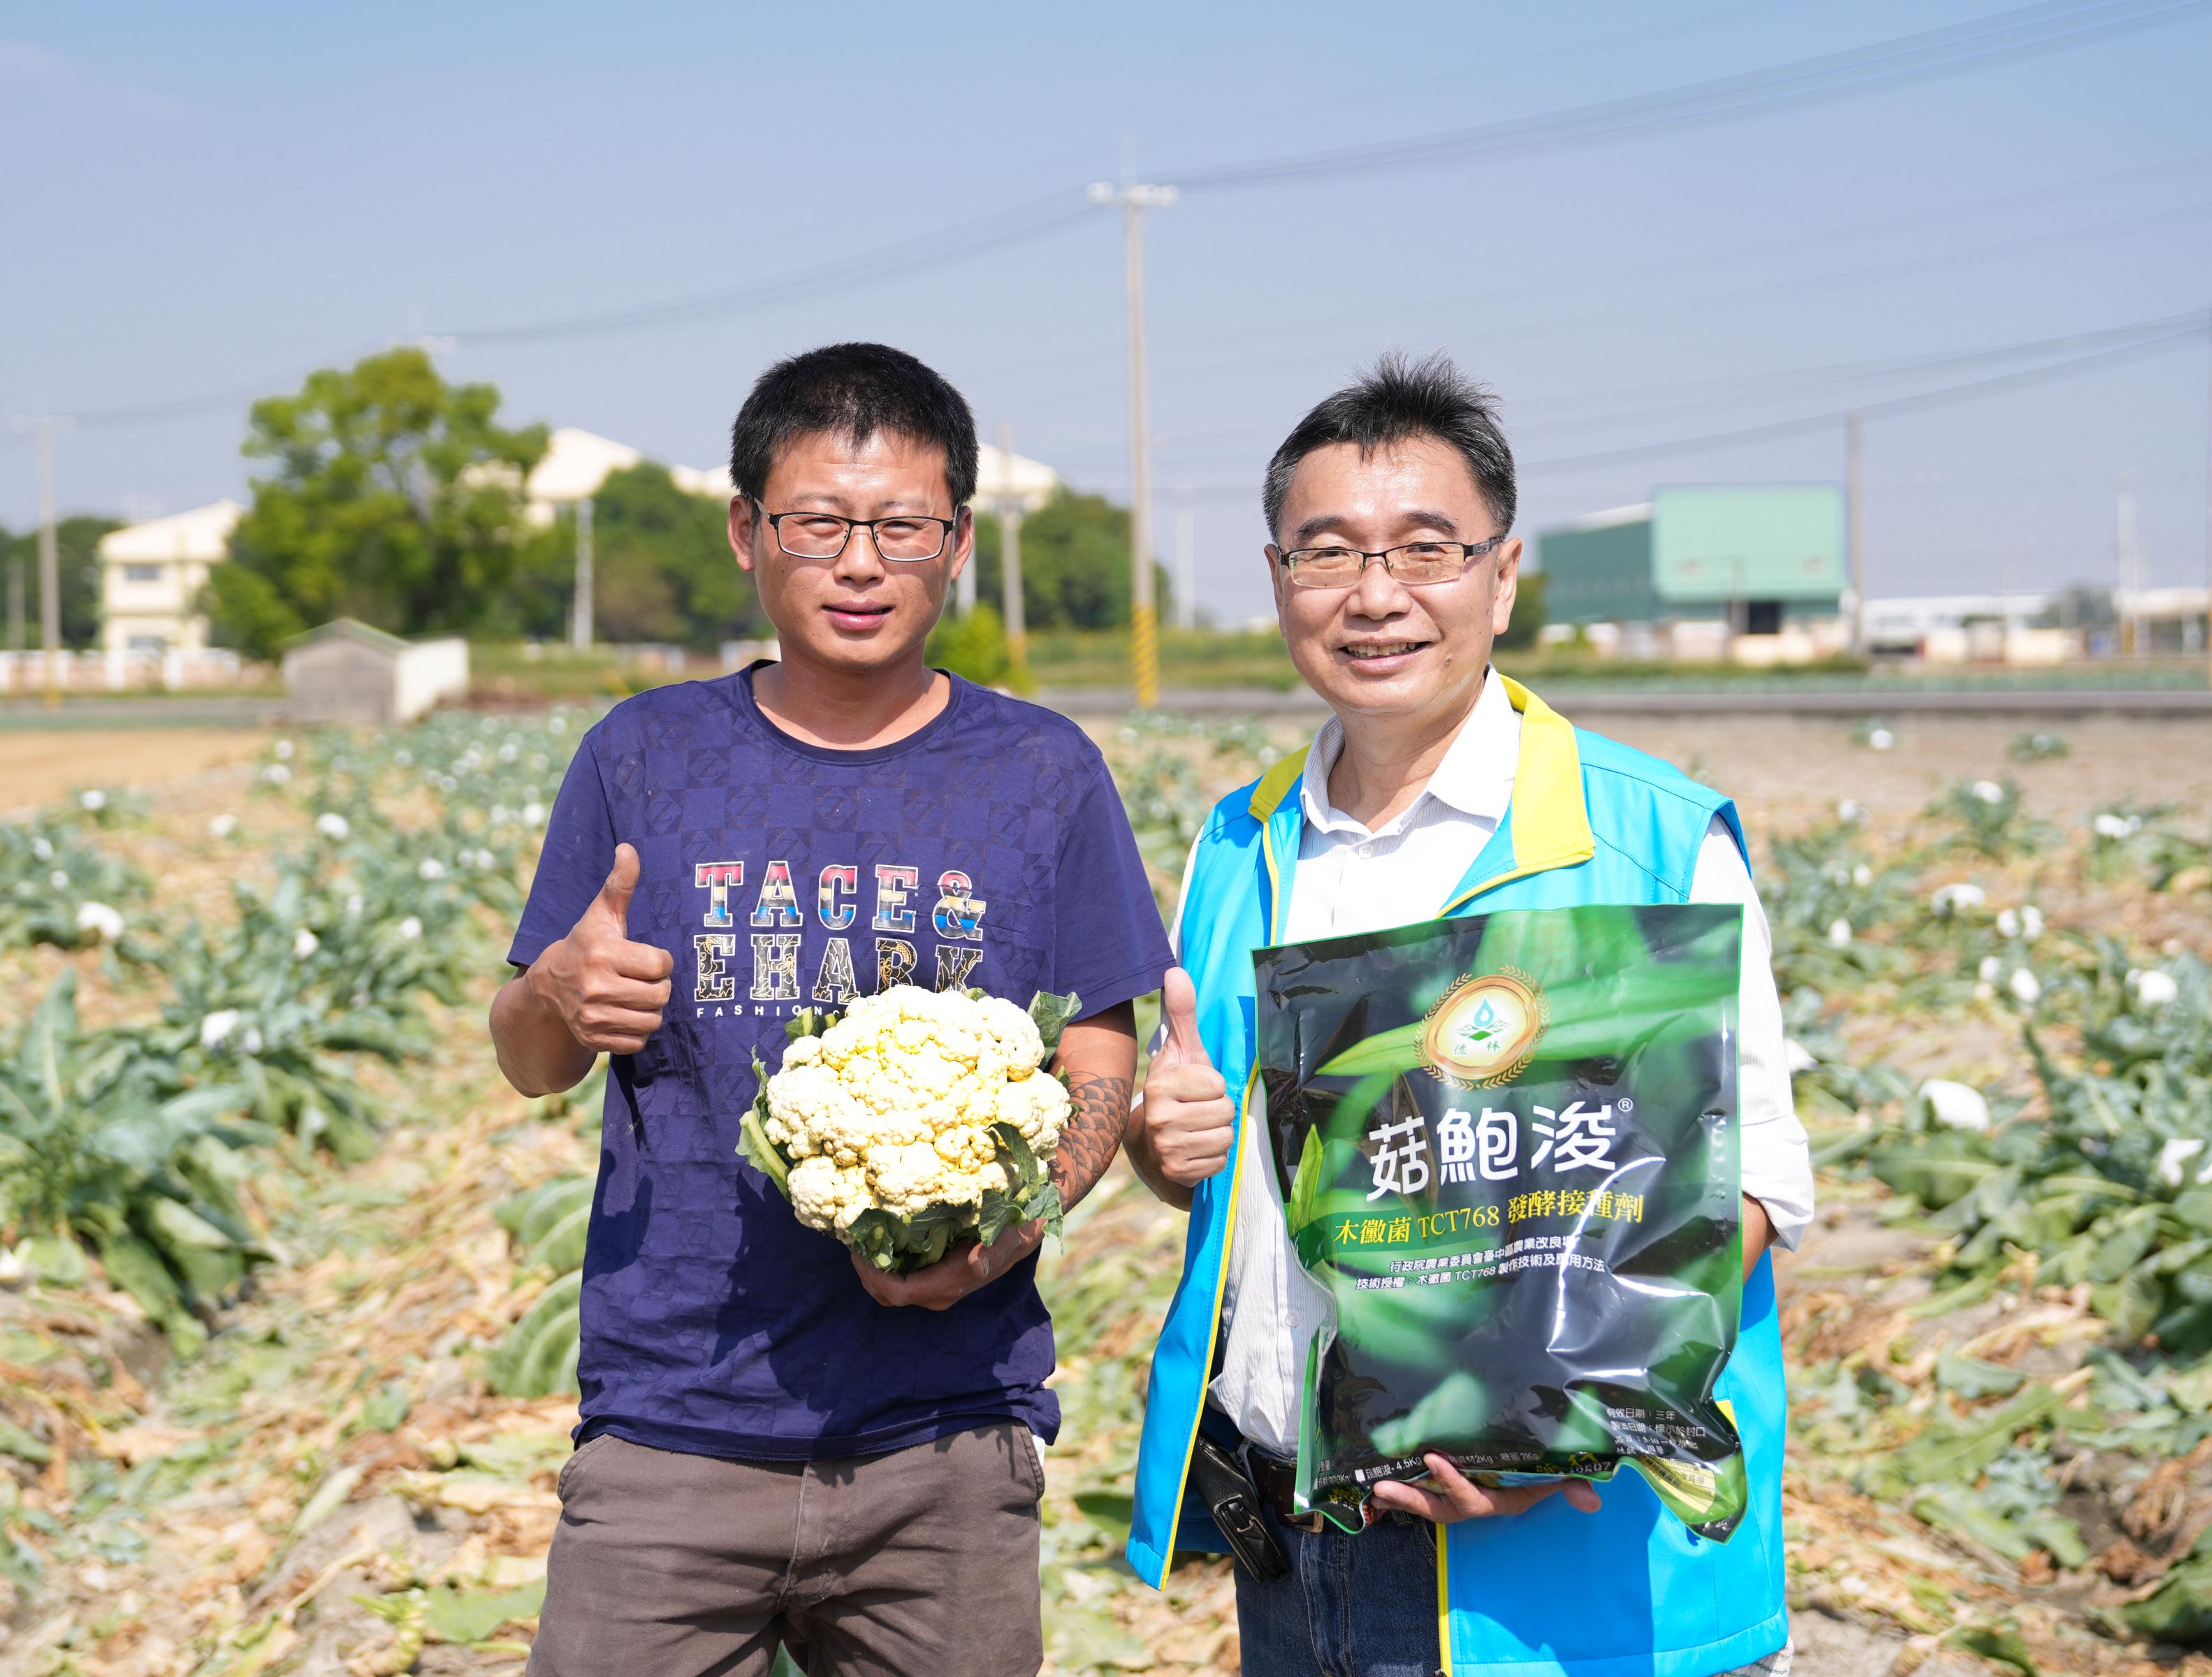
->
[0,708,2208,1677]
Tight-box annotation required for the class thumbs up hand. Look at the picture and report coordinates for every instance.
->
[528,843,676,1056]
[1136,968,1235,1191]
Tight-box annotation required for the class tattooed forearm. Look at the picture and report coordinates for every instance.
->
[1052,1073,1133,1210]
[1045,1001,1138,1213]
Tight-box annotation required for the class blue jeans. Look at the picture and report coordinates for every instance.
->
[1232,1502,1443,1677]
[1230,1497,1799,1677]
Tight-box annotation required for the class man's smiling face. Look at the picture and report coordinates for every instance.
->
[1267,436,1521,728]
[730,428,971,678]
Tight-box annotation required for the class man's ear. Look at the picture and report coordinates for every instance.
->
[1264,544,1288,624]
[1490,537,1522,637]
[946,505,975,586]
[728,497,758,573]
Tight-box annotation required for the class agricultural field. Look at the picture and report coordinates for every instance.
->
[0,733,271,816]
[0,699,2209,1677]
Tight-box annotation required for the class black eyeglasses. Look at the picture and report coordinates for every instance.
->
[754,502,962,563]
[1276,536,1508,590]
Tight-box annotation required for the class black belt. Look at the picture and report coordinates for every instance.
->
[1246,1449,1323,1530]
[1239,1441,1416,1534]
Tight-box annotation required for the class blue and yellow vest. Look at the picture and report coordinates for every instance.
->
[1126,677,1789,1677]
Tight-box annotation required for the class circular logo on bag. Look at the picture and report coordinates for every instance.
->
[1421,969,1548,1089]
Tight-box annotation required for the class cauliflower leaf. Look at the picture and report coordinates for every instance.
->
[737,1050,791,1195]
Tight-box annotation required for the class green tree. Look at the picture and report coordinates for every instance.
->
[210,349,550,658]
[585,463,764,651]
[925,602,1024,690]
[0,522,16,651]
[970,489,1170,631]
[2,516,118,650]
[2034,583,2116,632]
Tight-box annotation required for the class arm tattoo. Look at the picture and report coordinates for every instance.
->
[1052,1073,1133,1210]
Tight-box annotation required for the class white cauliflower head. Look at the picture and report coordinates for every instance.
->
[994,1072,1071,1151]
[975,996,1046,1072]
[787,1156,870,1232]
[868,1140,953,1214]
[757,986,1065,1243]
[764,1063,853,1161]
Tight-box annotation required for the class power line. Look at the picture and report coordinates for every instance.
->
[1174,0,2211,191]
[73,366,347,429]
[71,337,414,429]
[1506,296,2212,419]
[448,0,2209,350]
[439,191,1096,347]
[1506,310,2212,438]
[1154,312,2211,498]
[1494,198,2212,360]
[1141,146,2212,370]
[444,1,2210,349]
[1249,196,2206,388]
[1135,308,2212,453]
[28,1,2211,421]
[1043,275,2212,465]
[1520,316,2211,472]
[991,175,2212,423]
[48,203,1096,423]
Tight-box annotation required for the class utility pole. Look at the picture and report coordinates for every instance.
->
[2000,556,2017,667]
[31,413,66,707]
[1844,412,1864,657]
[996,422,1028,676]
[1174,487,1196,632]
[2203,310,2211,678]
[1089,173,1177,709]
[2118,469,2139,658]
[570,495,595,651]
[5,552,22,653]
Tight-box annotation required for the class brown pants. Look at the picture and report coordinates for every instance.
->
[528,1425,1045,1677]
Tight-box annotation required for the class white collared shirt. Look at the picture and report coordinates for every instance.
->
[1168,673,1815,1456]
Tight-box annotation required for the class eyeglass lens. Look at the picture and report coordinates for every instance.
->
[777,514,948,562]
[1287,542,1476,588]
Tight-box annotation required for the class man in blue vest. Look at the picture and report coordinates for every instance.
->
[1121,354,1814,1677]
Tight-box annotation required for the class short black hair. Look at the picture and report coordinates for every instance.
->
[1262,352,1515,542]
[729,342,980,511]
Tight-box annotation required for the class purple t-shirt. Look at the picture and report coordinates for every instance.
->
[508,668,1170,1461]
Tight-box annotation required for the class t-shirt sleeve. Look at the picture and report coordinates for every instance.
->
[507,734,618,970]
[1049,756,1174,1018]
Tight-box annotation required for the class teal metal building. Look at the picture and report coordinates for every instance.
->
[1538,485,1846,634]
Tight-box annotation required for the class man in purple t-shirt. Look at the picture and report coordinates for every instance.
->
[490,344,1171,1676]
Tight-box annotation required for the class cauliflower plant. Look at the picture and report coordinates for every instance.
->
[741,985,1081,1272]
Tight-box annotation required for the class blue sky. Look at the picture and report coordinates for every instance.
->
[4,1,2209,623]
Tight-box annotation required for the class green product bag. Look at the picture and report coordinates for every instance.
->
[1254,901,1749,1540]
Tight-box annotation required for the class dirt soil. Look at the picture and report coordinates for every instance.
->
[1589,713,2212,832]
[6,707,2212,1676]
[0,728,271,813]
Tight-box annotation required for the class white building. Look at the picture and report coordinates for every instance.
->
[1861,592,2057,648]
[973,443,1058,514]
[98,500,243,654]
[1863,587,2209,663]
[516,428,734,521]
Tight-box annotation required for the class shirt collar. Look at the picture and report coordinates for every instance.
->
[1300,668,1522,838]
